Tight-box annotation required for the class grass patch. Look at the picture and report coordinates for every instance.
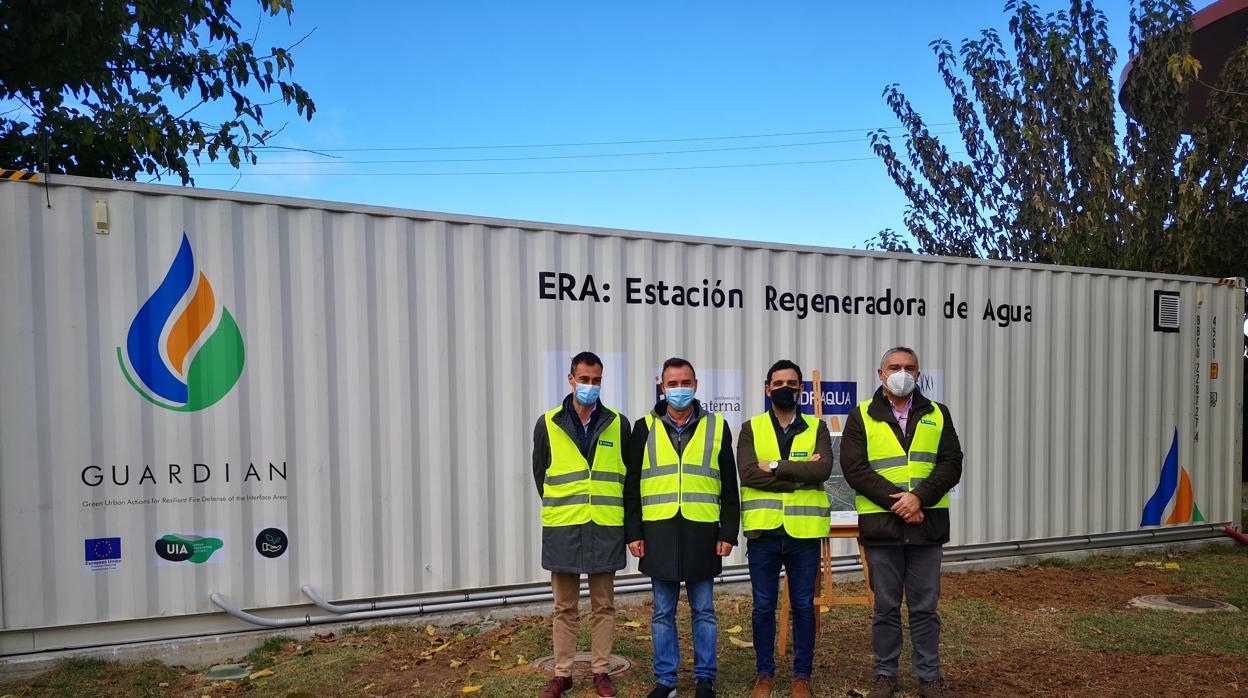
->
[243,644,381,695]
[1073,608,1248,655]
[1,658,179,697]
[245,635,294,669]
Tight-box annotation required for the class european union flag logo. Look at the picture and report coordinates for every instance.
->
[85,537,121,562]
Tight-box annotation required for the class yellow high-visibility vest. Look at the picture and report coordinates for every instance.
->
[740,412,830,538]
[855,401,950,515]
[640,412,724,523]
[541,406,626,527]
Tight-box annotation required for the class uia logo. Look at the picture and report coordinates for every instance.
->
[117,234,244,411]
[1140,428,1205,526]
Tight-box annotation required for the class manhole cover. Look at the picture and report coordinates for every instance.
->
[1129,595,1239,613]
[204,663,252,681]
[530,653,632,677]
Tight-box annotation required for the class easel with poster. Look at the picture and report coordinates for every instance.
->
[776,369,873,656]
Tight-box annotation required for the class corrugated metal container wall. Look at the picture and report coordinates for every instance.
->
[0,176,1240,646]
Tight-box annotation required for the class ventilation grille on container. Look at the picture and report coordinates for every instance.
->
[1154,290,1180,333]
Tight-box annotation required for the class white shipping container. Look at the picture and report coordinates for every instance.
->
[0,175,1240,654]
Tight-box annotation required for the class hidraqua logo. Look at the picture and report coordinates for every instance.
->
[1140,428,1205,526]
[117,234,244,411]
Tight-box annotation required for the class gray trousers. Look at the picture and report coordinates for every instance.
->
[864,544,943,682]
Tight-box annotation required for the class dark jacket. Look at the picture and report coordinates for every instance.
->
[623,400,740,582]
[840,387,963,546]
[532,394,631,574]
[736,412,835,539]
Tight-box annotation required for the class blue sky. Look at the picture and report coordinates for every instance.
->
[183,1,1155,250]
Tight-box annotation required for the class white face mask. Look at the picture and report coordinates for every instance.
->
[885,370,916,397]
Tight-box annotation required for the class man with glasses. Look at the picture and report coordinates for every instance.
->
[842,347,963,698]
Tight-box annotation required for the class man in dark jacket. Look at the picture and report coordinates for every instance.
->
[533,352,630,698]
[625,357,740,698]
[737,359,834,698]
[841,347,962,698]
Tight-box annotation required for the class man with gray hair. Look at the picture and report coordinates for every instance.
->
[841,347,963,698]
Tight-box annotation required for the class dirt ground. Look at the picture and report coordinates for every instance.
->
[3,544,1246,697]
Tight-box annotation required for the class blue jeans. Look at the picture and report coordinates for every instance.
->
[747,534,821,678]
[651,578,717,685]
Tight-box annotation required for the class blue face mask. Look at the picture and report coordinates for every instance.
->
[574,383,601,406]
[665,387,695,410]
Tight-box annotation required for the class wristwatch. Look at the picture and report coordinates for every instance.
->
[768,461,779,472]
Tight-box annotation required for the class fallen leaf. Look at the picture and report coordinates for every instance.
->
[516,655,527,665]
[462,686,483,693]
[820,605,830,613]
[728,636,754,649]
[621,620,642,628]
[432,642,452,652]
[1163,562,1180,570]
[362,683,375,691]
[426,625,437,636]
[455,632,467,641]
[488,649,501,661]
[1089,626,1103,634]
[639,634,652,640]
[449,660,465,668]
[724,625,743,634]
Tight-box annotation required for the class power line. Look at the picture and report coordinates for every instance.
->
[201,131,957,166]
[251,123,957,153]
[188,155,882,177]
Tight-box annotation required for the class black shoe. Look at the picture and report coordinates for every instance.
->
[647,683,676,698]
[695,678,716,698]
[867,674,899,698]
[918,677,951,697]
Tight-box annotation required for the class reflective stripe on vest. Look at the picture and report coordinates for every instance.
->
[640,412,724,523]
[740,412,830,538]
[855,401,950,515]
[542,406,626,527]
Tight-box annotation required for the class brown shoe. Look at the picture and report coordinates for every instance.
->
[918,677,951,697]
[866,674,898,698]
[791,676,814,698]
[751,674,775,697]
[540,676,573,698]
[593,673,618,697]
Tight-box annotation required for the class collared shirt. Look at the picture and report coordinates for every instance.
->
[890,394,914,434]
[659,401,703,457]
[566,400,602,457]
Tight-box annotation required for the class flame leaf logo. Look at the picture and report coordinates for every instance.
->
[117,234,244,411]
[1140,428,1205,526]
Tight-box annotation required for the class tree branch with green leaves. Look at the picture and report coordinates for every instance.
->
[0,0,316,184]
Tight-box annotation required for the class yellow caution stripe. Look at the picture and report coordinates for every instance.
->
[1,169,39,182]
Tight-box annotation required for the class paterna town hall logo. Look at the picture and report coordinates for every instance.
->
[117,234,245,411]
